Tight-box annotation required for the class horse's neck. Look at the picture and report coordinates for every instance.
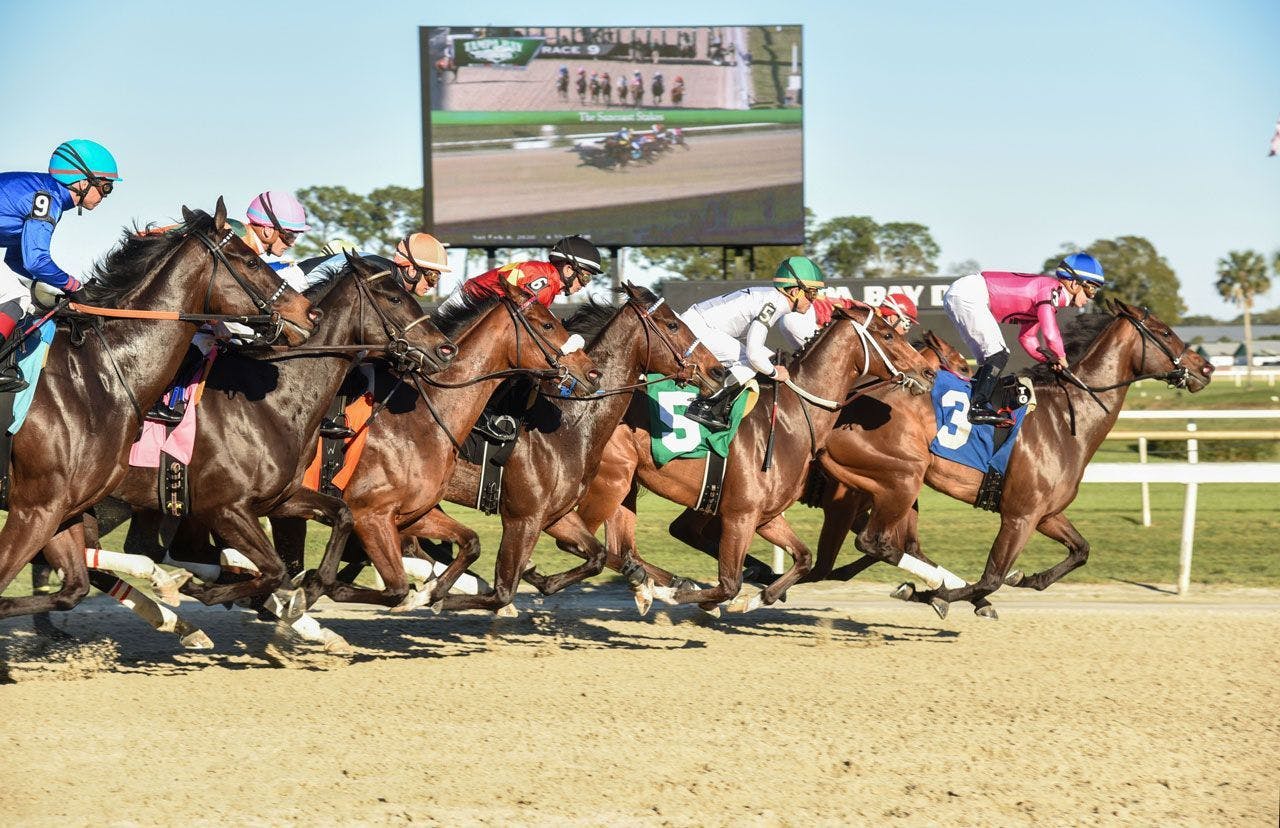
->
[779,322,864,441]
[556,308,644,451]
[91,241,216,411]
[255,283,361,424]
[1040,320,1137,450]
[422,311,522,436]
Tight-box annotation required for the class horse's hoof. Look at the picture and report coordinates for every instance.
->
[179,629,215,650]
[974,604,999,620]
[930,596,950,620]
[153,569,192,607]
[391,584,431,613]
[891,582,916,602]
[322,631,353,655]
[697,602,721,619]
[495,603,519,619]
[1003,569,1025,587]
[631,580,654,616]
[727,589,765,614]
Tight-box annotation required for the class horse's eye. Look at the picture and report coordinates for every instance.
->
[542,322,554,331]
[246,257,260,269]
[388,295,401,305]
[667,321,679,332]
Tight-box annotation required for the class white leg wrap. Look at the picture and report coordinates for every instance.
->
[219,547,260,572]
[84,547,156,579]
[106,580,179,633]
[896,554,944,589]
[401,557,436,582]
[163,552,221,583]
[934,566,968,590]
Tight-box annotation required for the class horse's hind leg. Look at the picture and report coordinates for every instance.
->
[1006,513,1090,591]
[267,489,353,583]
[401,507,479,606]
[935,514,1037,606]
[177,509,289,610]
[268,516,309,577]
[803,483,866,582]
[441,517,542,612]
[745,514,812,609]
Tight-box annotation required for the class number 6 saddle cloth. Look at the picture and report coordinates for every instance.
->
[929,369,1035,477]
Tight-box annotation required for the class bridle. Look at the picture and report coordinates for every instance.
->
[629,295,703,385]
[847,305,927,394]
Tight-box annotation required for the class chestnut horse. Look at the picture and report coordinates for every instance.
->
[820,301,1214,613]
[575,305,935,612]
[430,284,726,612]
[85,253,457,616]
[0,201,315,620]
[282,292,601,611]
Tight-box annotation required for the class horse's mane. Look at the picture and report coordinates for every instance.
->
[85,211,215,307]
[1023,310,1115,384]
[434,294,501,339]
[562,287,660,346]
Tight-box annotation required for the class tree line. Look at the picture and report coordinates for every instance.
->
[294,184,1278,327]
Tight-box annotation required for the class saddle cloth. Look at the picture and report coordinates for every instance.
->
[303,393,374,492]
[645,374,756,467]
[7,318,57,436]
[928,370,1031,476]
[129,349,218,468]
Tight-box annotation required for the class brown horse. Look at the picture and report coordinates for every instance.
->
[288,292,601,611]
[822,301,1213,613]
[575,305,935,612]
[88,252,456,616]
[0,200,316,620]
[430,284,726,612]
[675,330,974,593]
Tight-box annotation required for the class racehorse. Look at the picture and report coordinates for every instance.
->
[431,285,725,612]
[601,73,613,105]
[556,73,569,100]
[671,80,684,107]
[0,200,316,620]
[616,77,628,105]
[576,73,587,104]
[280,292,601,611]
[86,253,456,618]
[651,76,665,105]
[630,79,645,107]
[589,74,601,104]
[811,302,1213,615]
[574,305,935,612]
[661,330,973,599]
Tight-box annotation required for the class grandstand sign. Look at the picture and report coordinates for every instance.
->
[454,36,544,67]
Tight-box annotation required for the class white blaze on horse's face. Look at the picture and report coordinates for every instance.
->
[559,334,586,356]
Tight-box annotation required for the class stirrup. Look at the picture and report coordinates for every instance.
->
[968,406,1013,428]
[0,373,28,393]
[319,418,356,440]
[146,402,184,425]
[684,406,729,432]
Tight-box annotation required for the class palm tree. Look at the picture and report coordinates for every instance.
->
[1215,250,1271,383]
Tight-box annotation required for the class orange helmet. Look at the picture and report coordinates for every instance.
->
[394,233,451,273]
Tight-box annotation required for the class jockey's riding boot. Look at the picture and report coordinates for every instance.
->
[967,362,1010,427]
[146,399,184,425]
[684,384,738,432]
[0,323,28,392]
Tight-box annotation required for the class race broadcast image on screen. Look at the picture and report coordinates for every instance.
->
[420,25,803,247]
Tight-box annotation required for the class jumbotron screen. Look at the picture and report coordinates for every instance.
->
[420,25,803,247]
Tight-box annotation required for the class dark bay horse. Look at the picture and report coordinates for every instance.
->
[0,200,316,620]
[431,284,725,612]
[282,293,601,611]
[87,253,456,617]
[574,305,935,612]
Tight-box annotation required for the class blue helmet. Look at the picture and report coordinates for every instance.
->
[1056,252,1105,286]
[48,139,121,185]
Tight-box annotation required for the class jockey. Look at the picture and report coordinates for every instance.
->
[681,256,824,430]
[943,252,1104,426]
[435,234,603,315]
[558,66,568,76]
[241,190,311,292]
[877,292,918,335]
[0,139,120,389]
[300,233,452,298]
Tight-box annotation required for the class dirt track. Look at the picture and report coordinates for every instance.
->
[432,129,802,224]
[2,583,1276,825]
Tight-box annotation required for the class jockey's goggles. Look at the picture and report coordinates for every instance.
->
[91,177,114,195]
[1078,281,1100,298]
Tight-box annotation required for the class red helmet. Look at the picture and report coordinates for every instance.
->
[880,293,918,324]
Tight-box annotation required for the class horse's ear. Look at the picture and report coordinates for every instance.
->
[924,329,939,347]
[181,205,195,224]
[213,196,228,231]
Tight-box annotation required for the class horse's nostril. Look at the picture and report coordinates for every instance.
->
[587,369,602,383]
[710,366,725,380]
[924,368,937,379]
[307,308,324,324]
[437,344,456,359]
[1202,364,1213,376]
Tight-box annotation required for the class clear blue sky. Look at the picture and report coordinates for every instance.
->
[2,0,1276,316]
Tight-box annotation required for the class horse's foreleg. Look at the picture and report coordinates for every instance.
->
[89,571,212,649]
[667,517,754,610]
[0,511,90,619]
[804,482,865,581]
[399,507,480,606]
[1007,513,1090,591]
[747,515,812,608]
[268,516,309,577]
[523,512,606,595]
[440,518,542,612]
[311,510,412,609]
[935,514,1037,605]
[177,509,291,612]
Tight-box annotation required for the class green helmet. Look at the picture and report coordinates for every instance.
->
[773,256,824,292]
